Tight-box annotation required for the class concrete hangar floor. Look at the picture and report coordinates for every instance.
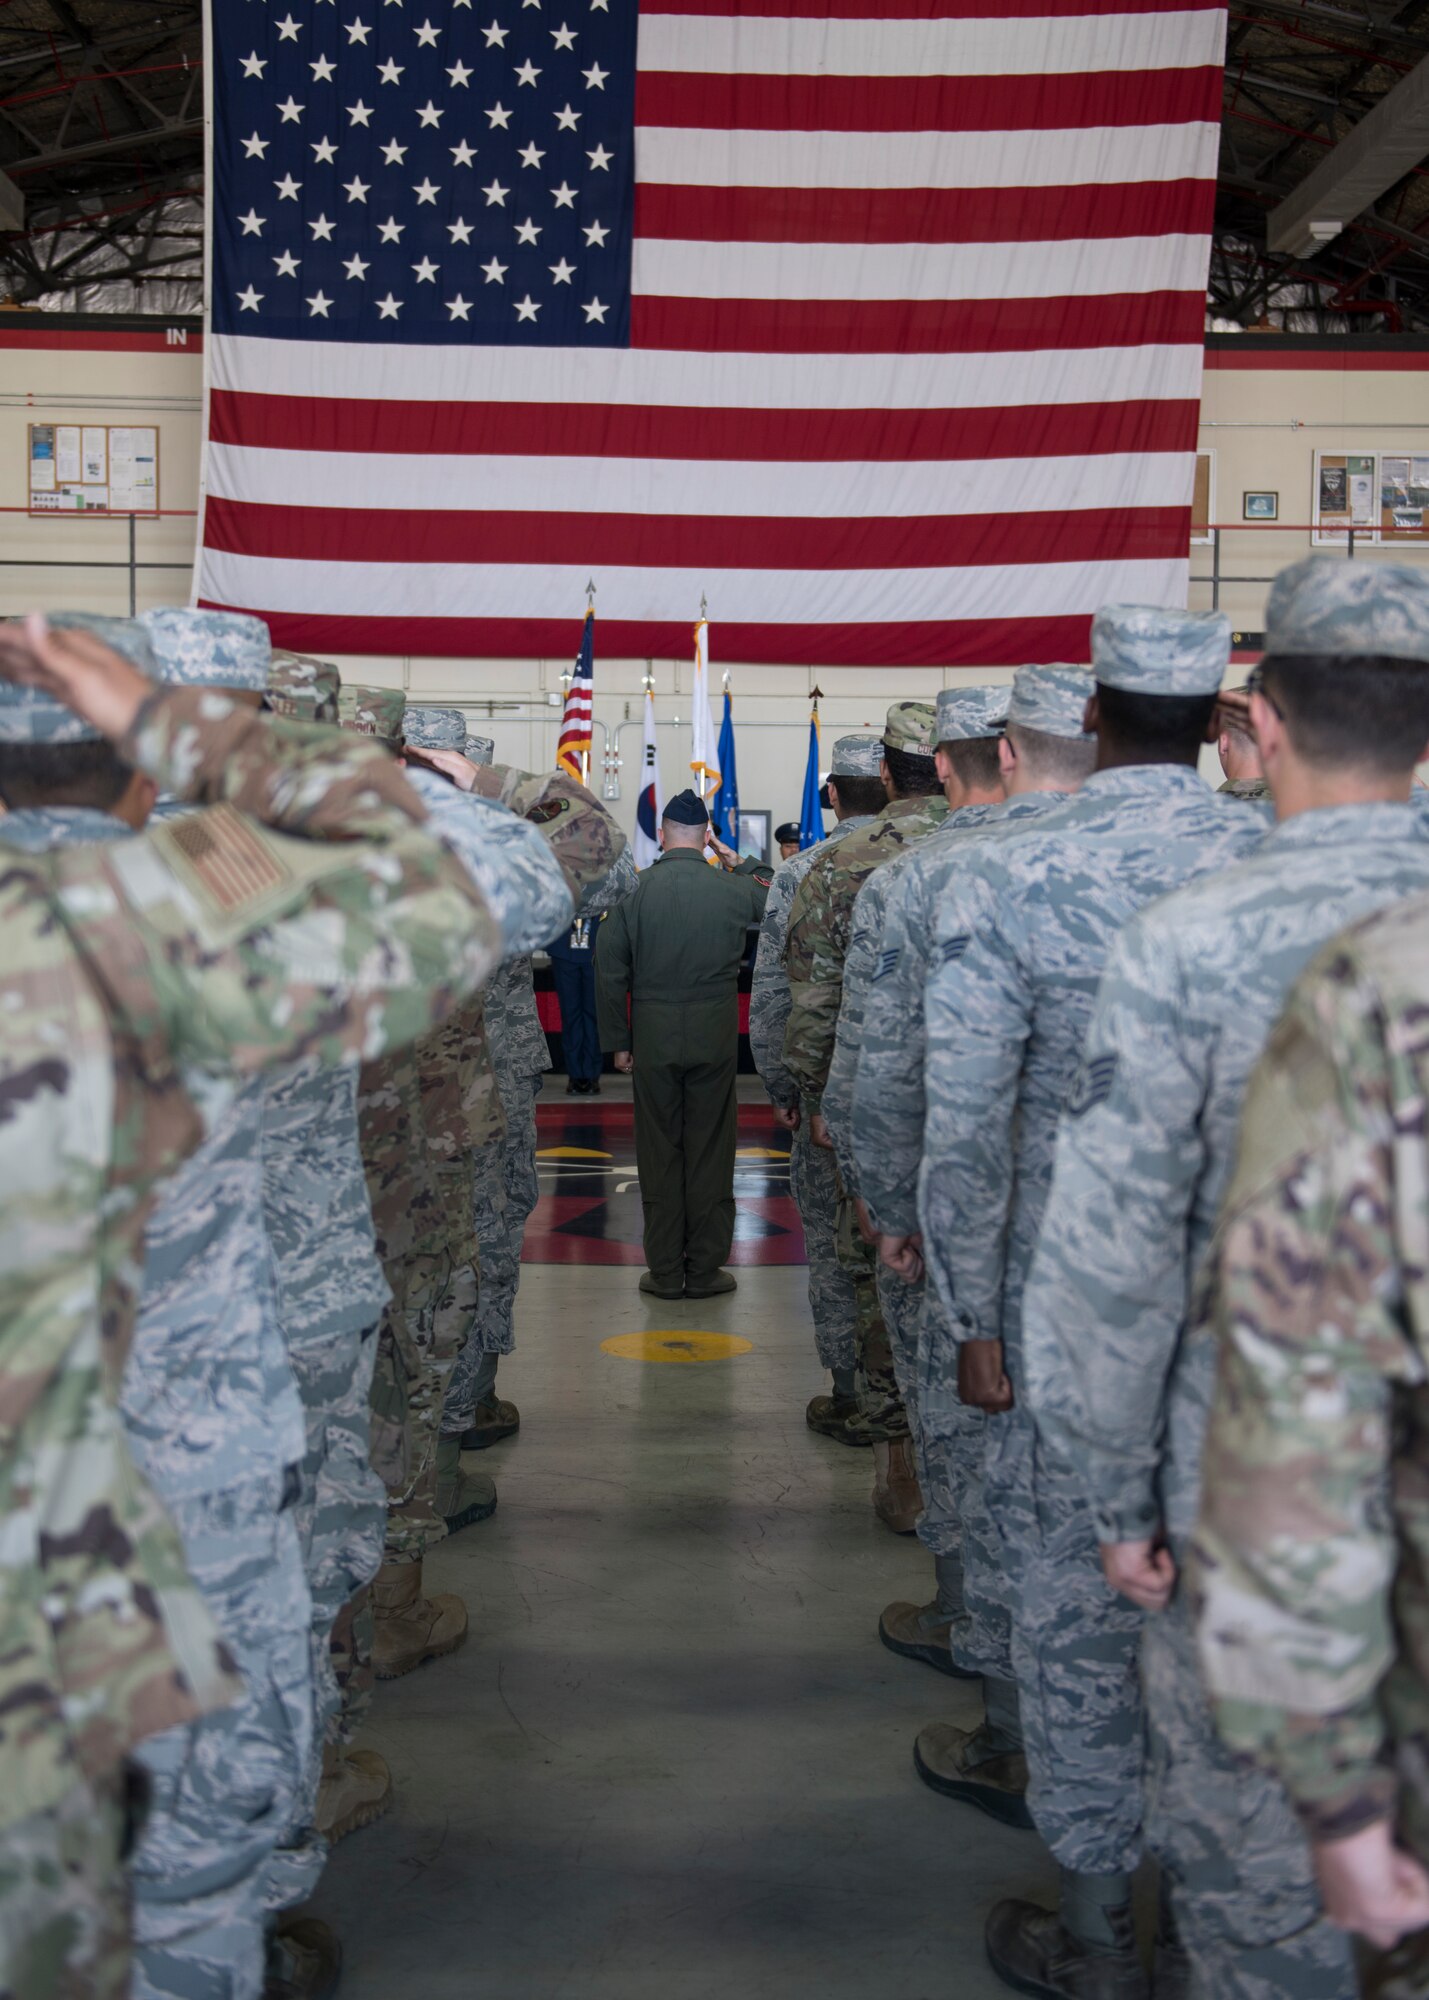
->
[315,1079,1035,1999]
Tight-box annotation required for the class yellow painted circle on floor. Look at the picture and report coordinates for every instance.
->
[601,1330,754,1365]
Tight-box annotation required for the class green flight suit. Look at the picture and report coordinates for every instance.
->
[595,848,771,1286]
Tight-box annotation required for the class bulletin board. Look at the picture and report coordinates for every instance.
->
[1312,448,1429,547]
[1313,451,1377,545]
[1377,453,1429,544]
[27,423,160,516]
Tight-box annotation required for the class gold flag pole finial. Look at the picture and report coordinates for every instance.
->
[700,591,708,620]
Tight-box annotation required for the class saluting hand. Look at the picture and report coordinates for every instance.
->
[403,745,479,791]
[0,613,153,742]
[706,830,739,869]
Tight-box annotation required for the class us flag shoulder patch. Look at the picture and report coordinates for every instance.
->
[1066,1053,1119,1119]
[158,803,291,915]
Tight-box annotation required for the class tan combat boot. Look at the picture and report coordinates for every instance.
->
[871,1436,922,1534]
[314,1741,392,1845]
[371,1558,467,1680]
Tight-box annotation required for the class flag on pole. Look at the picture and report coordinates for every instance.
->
[557,606,594,783]
[689,615,720,801]
[712,683,739,848]
[633,687,664,871]
[798,697,823,852]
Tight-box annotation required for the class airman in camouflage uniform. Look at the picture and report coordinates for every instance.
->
[91,608,332,1998]
[396,728,628,1576]
[0,614,504,2000]
[851,671,1093,1697]
[824,686,1007,1609]
[916,607,1263,1997]
[1191,891,1429,1994]
[749,734,882,1431]
[783,702,947,1532]
[1025,561,1429,1999]
[255,649,396,1849]
[1214,686,1270,802]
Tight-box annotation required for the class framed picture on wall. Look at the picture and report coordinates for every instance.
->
[737,810,771,864]
[1243,491,1278,520]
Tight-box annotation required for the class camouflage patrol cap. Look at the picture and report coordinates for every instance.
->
[0,612,157,744]
[404,705,466,750]
[1265,556,1429,663]
[1091,606,1231,697]
[338,682,405,744]
[465,734,495,765]
[1006,664,1095,739]
[829,734,883,778]
[934,685,1009,744]
[883,700,937,758]
[267,649,341,724]
[140,607,271,690]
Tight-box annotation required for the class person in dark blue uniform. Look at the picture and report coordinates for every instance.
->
[546,910,604,1095]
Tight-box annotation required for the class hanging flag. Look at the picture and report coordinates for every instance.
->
[557,606,594,783]
[197,0,1224,667]
[633,686,663,871]
[712,683,739,848]
[798,697,823,851]
[689,615,720,800]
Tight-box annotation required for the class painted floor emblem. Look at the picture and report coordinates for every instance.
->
[601,1331,754,1364]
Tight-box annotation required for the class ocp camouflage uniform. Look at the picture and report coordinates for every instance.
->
[920,610,1262,1891]
[1191,891,1429,1998]
[749,804,875,1375]
[785,707,947,1444]
[0,664,504,2000]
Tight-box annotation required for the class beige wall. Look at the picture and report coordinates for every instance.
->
[0,333,204,621]
[3,332,1427,840]
[1196,355,1429,638]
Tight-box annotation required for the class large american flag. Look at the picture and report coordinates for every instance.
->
[197,0,1225,666]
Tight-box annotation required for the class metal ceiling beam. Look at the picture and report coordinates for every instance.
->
[0,166,21,230]
[3,114,202,177]
[1268,48,1429,252]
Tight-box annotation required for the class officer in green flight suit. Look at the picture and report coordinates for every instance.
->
[594,788,774,1300]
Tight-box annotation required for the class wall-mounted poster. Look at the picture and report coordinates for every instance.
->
[1314,452,1377,545]
[1244,491,1278,521]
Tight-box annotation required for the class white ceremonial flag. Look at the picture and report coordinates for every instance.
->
[690,614,721,799]
[633,686,664,870]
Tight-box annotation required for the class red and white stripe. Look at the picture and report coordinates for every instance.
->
[198,0,1226,667]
